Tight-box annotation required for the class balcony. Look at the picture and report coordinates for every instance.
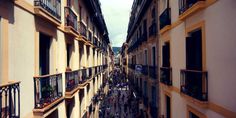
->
[143,96,149,108]
[93,38,98,48]
[86,68,92,79]
[79,21,87,38]
[179,0,206,20]
[0,81,20,118]
[128,64,135,70]
[65,70,79,98]
[141,65,148,75]
[149,21,157,37]
[64,7,78,36]
[149,66,157,79]
[80,69,88,84]
[142,31,148,42]
[33,74,63,112]
[160,67,172,86]
[180,69,208,101]
[34,0,61,26]
[159,8,171,33]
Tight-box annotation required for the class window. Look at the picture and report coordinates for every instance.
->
[144,50,148,65]
[151,86,156,105]
[166,95,171,118]
[162,42,170,67]
[152,7,156,19]
[143,19,147,32]
[66,44,72,68]
[186,29,202,70]
[39,33,51,75]
[189,112,200,118]
[152,46,156,66]
[144,81,147,97]
[79,6,82,21]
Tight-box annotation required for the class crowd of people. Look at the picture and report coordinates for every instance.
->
[98,66,140,118]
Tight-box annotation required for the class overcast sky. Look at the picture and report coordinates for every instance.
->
[100,0,134,47]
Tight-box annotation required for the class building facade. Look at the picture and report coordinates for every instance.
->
[159,0,236,118]
[0,0,112,117]
[126,0,159,117]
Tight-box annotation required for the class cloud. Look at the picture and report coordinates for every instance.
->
[100,0,133,47]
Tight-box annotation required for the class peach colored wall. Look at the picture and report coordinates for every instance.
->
[160,0,236,118]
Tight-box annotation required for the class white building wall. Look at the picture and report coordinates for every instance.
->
[9,6,35,117]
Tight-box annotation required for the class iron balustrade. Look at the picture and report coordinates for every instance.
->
[93,38,98,47]
[142,31,148,42]
[34,74,63,109]
[160,8,171,30]
[143,96,149,107]
[179,0,205,15]
[0,82,20,118]
[141,65,148,75]
[65,70,79,92]
[64,7,78,31]
[149,66,157,79]
[128,64,135,70]
[79,21,87,38]
[85,67,92,79]
[160,67,172,86]
[34,0,61,20]
[149,21,157,37]
[80,69,87,84]
[180,69,208,101]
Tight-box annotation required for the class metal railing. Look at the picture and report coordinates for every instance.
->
[65,70,79,92]
[179,0,205,15]
[149,66,157,79]
[64,7,78,31]
[160,67,172,86]
[180,69,208,101]
[34,0,61,20]
[80,69,87,84]
[160,8,171,30]
[141,65,148,75]
[0,82,20,118]
[34,74,63,109]
[79,21,87,38]
[149,21,157,37]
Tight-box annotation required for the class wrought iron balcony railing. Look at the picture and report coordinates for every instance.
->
[179,0,205,15]
[160,8,171,30]
[0,82,20,118]
[142,31,148,42]
[149,21,157,37]
[180,69,208,101]
[160,67,172,86]
[81,69,87,84]
[64,7,78,31]
[141,65,148,75]
[34,74,63,109]
[65,70,79,92]
[34,0,61,20]
[79,21,87,38]
[149,66,157,79]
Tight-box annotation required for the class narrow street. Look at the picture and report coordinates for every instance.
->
[97,67,146,118]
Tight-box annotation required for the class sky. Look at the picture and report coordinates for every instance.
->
[100,0,134,47]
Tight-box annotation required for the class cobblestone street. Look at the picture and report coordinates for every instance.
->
[97,68,142,118]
